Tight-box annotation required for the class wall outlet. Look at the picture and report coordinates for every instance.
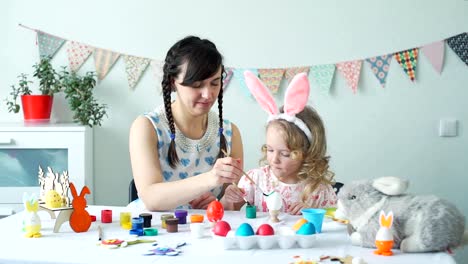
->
[439,119,458,137]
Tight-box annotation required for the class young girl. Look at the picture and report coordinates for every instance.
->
[221,71,337,214]
[129,36,244,211]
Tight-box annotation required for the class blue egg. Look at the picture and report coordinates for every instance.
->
[235,223,255,236]
[296,222,316,235]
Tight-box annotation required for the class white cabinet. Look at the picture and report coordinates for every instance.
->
[0,123,93,215]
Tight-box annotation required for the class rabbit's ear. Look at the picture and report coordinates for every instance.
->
[79,186,91,198]
[244,71,278,115]
[283,72,310,116]
[372,176,408,196]
[69,182,78,198]
[23,192,30,204]
[379,210,393,228]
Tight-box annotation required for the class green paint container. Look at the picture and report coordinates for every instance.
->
[246,204,257,219]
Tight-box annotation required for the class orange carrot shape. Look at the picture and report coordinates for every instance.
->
[69,183,91,232]
[374,210,394,256]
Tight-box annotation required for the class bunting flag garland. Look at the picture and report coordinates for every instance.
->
[66,41,93,72]
[395,48,418,82]
[421,41,444,74]
[258,68,285,93]
[123,55,151,89]
[309,64,335,94]
[285,67,310,84]
[150,60,164,89]
[233,68,258,98]
[37,32,65,59]
[93,48,120,80]
[223,67,233,90]
[447,33,468,66]
[336,60,362,93]
[366,55,392,88]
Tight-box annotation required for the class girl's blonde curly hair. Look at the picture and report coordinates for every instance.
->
[260,105,335,204]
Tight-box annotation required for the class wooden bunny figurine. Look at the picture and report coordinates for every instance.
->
[374,210,394,256]
[23,193,41,238]
[69,182,91,232]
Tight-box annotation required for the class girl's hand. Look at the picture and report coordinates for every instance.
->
[189,192,216,209]
[222,185,246,204]
[209,157,243,186]
[288,202,307,215]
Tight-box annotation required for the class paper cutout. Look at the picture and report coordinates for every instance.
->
[395,48,419,82]
[285,67,310,84]
[37,32,65,59]
[93,48,120,80]
[310,64,335,93]
[258,68,285,94]
[66,41,93,72]
[366,55,392,88]
[223,67,234,90]
[233,68,258,98]
[336,61,362,93]
[447,33,468,66]
[123,55,150,89]
[421,41,445,74]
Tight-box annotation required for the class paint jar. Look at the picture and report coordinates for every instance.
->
[190,214,204,223]
[120,212,131,228]
[246,205,257,219]
[160,214,174,229]
[190,223,205,238]
[101,209,112,223]
[139,213,153,228]
[131,217,144,230]
[174,210,188,224]
[165,218,179,233]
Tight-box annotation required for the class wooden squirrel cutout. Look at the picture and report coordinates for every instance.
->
[69,183,91,232]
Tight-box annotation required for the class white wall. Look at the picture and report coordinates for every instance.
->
[1,0,467,260]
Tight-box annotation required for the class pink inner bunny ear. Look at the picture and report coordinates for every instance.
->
[284,72,310,115]
[244,71,278,115]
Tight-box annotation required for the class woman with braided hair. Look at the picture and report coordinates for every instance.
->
[129,36,244,211]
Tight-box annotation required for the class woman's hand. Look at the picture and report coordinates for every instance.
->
[288,202,307,215]
[189,192,216,209]
[209,157,243,186]
[222,185,246,204]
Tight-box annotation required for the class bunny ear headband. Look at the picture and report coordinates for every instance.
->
[244,71,313,142]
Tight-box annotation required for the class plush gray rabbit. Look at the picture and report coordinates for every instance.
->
[336,176,467,252]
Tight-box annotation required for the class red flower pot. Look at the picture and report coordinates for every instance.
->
[21,95,53,122]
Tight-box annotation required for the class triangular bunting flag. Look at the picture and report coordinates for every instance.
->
[223,67,233,91]
[93,48,120,80]
[37,32,65,59]
[258,68,285,94]
[395,48,418,82]
[446,33,468,66]
[336,61,362,93]
[123,55,150,89]
[233,68,258,98]
[366,54,392,88]
[66,41,93,72]
[421,41,444,74]
[285,67,310,84]
[310,64,335,94]
[150,60,164,90]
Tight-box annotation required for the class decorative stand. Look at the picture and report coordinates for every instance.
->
[39,203,73,233]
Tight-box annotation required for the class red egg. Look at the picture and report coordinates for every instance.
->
[206,200,224,222]
[213,220,231,236]
[256,224,275,236]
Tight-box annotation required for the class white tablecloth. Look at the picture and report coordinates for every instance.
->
[0,206,455,264]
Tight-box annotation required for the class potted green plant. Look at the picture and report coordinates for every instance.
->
[5,57,62,122]
[60,70,107,127]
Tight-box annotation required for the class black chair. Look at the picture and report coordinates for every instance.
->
[333,182,344,194]
[129,179,138,203]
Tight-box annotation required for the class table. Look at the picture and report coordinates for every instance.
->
[0,206,455,264]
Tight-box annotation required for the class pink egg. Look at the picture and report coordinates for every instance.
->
[213,220,231,237]
[256,224,275,236]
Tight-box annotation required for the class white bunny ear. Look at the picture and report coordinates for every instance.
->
[373,177,409,196]
[244,71,278,115]
[283,72,310,115]
[23,192,30,204]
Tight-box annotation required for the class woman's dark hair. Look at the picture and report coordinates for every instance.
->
[161,36,227,168]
